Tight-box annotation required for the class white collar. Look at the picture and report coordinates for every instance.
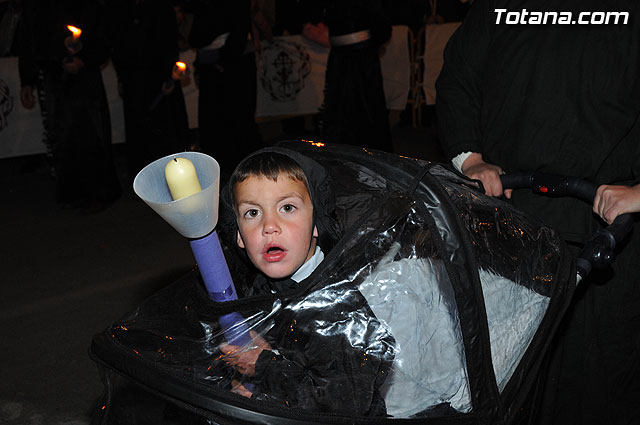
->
[291,246,324,283]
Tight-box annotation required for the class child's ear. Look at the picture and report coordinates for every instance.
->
[313,225,318,238]
[237,230,246,249]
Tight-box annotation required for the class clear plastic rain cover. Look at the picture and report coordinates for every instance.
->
[91,143,572,423]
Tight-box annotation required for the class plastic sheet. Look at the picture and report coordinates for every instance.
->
[91,142,575,424]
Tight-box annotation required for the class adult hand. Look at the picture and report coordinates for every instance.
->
[593,184,640,224]
[21,85,35,109]
[302,23,331,48]
[461,153,512,198]
[220,330,272,377]
[62,56,85,74]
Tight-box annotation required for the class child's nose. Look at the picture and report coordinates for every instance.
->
[262,213,281,234]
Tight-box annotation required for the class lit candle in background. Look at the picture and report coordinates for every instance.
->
[165,157,202,200]
[150,62,188,111]
[64,25,83,62]
[67,25,82,40]
[172,61,187,81]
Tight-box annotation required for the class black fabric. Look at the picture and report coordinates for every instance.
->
[106,0,190,181]
[273,0,326,35]
[249,277,392,417]
[324,0,391,47]
[321,40,393,153]
[436,1,640,423]
[436,0,640,242]
[186,0,251,61]
[251,274,296,294]
[18,0,121,205]
[319,0,393,153]
[185,0,263,175]
[194,53,262,176]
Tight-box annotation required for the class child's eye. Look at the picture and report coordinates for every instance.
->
[280,204,297,213]
[244,209,261,219]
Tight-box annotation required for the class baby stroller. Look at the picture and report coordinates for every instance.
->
[89,141,631,425]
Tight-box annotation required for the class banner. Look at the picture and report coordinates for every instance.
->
[255,35,329,118]
[0,26,412,158]
[0,57,126,159]
[380,25,411,111]
[423,22,461,105]
[256,25,411,118]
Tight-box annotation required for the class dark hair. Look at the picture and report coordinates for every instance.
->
[229,152,311,211]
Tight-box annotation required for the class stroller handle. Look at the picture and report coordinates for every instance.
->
[500,171,634,280]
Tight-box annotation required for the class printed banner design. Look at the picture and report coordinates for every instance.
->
[0,56,126,159]
[0,77,14,131]
[256,26,411,118]
[0,57,46,158]
[256,35,328,118]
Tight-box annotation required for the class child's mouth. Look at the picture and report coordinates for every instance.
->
[263,246,286,262]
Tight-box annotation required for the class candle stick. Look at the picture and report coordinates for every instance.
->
[163,157,251,346]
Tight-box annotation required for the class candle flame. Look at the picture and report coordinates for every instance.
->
[172,62,188,81]
[67,25,82,38]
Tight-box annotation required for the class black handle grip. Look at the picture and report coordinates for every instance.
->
[500,172,596,202]
[500,172,634,280]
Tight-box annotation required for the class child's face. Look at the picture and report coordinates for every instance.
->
[235,174,318,279]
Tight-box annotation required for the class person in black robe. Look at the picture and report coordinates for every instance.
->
[18,0,121,210]
[320,0,393,153]
[435,1,640,424]
[106,0,190,182]
[184,0,263,178]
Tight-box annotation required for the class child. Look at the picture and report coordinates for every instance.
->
[219,147,332,390]
[219,146,341,293]
[216,147,392,416]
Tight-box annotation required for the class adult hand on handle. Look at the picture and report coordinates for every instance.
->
[593,184,640,224]
[461,153,513,198]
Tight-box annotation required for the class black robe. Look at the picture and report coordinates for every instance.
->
[185,0,263,176]
[106,0,190,181]
[436,1,640,424]
[320,0,393,153]
[18,0,121,205]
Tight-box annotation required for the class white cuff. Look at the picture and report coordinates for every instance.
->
[451,151,474,173]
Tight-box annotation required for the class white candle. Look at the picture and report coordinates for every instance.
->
[165,157,202,200]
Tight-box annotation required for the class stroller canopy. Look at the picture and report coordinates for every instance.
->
[90,142,575,424]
